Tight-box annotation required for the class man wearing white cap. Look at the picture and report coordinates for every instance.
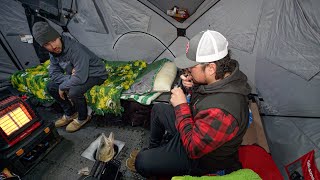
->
[130,30,251,177]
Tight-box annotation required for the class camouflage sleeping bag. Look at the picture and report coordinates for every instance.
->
[11,59,147,115]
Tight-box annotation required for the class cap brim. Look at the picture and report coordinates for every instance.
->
[174,54,200,69]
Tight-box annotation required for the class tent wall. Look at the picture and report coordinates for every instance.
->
[254,0,320,178]
[263,116,320,179]
[67,0,177,63]
[0,0,40,70]
[256,59,320,117]
[255,0,320,117]
[0,41,19,89]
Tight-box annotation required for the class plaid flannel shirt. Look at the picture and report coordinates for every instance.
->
[174,103,239,159]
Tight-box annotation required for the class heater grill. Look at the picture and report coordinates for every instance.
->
[0,105,32,136]
[0,96,40,150]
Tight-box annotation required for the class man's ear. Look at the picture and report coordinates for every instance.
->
[209,63,217,75]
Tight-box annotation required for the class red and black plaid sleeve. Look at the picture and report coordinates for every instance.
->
[174,103,239,159]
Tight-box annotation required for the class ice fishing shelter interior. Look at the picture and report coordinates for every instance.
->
[0,0,320,179]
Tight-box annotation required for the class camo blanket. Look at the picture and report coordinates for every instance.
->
[11,60,147,115]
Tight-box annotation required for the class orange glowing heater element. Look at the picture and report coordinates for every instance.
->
[0,106,32,136]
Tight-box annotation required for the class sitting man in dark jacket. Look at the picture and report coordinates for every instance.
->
[128,30,251,177]
[32,21,108,132]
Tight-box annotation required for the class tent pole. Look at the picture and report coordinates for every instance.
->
[152,36,178,63]
[112,31,176,62]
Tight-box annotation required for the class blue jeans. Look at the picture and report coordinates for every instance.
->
[46,77,105,120]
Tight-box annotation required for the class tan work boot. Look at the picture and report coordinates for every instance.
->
[126,156,137,172]
[130,149,140,159]
[126,149,141,172]
[55,113,78,127]
[66,116,91,132]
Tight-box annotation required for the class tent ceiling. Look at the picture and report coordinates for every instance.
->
[147,0,206,17]
[137,0,220,29]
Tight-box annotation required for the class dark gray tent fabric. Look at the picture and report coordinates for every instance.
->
[256,0,320,117]
[264,0,320,81]
[67,0,177,63]
[113,33,168,62]
[256,58,320,117]
[164,37,188,60]
[263,116,320,179]
[0,45,18,88]
[255,0,320,178]
[187,0,263,54]
[100,0,151,35]
[0,0,40,70]
[69,1,108,35]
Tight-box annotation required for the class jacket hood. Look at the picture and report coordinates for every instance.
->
[196,60,251,96]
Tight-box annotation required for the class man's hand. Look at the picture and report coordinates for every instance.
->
[180,74,193,89]
[170,87,187,107]
[72,68,76,75]
[59,89,66,100]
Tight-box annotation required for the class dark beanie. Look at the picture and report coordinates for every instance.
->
[32,21,60,46]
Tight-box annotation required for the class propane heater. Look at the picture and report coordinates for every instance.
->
[0,96,61,176]
[0,96,40,149]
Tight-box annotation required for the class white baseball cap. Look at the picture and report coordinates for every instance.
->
[174,30,229,69]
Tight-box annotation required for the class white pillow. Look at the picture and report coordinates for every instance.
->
[152,61,177,92]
